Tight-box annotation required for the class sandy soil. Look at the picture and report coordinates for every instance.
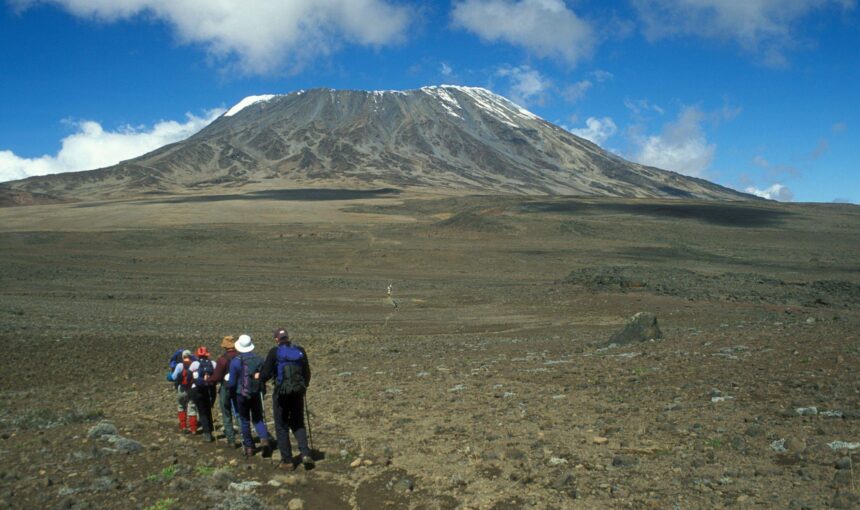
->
[0,193,858,509]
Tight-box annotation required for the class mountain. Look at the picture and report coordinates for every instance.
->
[0,86,753,204]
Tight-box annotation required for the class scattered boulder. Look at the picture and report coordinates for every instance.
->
[106,435,142,453]
[229,481,262,492]
[87,422,117,440]
[287,499,304,510]
[607,312,662,346]
[214,494,266,510]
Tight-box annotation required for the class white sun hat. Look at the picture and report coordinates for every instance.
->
[235,334,255,353]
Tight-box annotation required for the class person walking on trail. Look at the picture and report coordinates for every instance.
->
[261,327,314,470]
[210,335,240,448]
[170,350,198,434]
[227,334,272,458]
[386,283,398,310]
[189,346,216,442]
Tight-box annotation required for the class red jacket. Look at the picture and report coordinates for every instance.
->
[210,348,238,384]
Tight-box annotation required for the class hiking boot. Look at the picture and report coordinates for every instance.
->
[277,460,296,471]
[302,455,315,470]
[260,438,273,458]
[202,432,214,443]
[243,446,255,458]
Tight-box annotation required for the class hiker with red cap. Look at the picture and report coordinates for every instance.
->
[170,350,199,434]
[261,327,314,470]
[210,335,241,448]
[189,346,216,442]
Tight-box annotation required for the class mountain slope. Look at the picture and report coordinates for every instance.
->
[0,86,753,202]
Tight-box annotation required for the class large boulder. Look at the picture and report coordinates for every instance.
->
[608,312,663,345]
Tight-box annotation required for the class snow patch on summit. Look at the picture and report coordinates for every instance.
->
[433,85,540,127]
[224,95,279,117]
[422,86,463,119]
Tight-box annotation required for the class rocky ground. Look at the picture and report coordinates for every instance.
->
[0,193,858,509]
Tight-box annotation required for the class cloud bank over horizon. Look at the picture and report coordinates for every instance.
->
[0,109,223,183]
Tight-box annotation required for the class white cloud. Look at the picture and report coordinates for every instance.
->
[569,117,617,146]
[562,80,592,103]
[0,109,223,183]
[631,106,715,176]
[451,0,596,66]
[632,0,855,66]
[13,0,413,74]
[441,62,454,77]
[624,98,665,116]
[591,69,614,82]
[496,65,551,105]
[745,183,794,201]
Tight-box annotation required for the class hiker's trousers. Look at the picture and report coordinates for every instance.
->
[190,386,214,434]
[235,392,270,447]
[273,392,310,459]
[176,386,197,417]
[218,383,238,442]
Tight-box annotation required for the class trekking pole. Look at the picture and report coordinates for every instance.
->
[305,396,314,453]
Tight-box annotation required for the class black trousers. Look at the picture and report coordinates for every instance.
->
[190,386,215,433]
[273,392,309,458]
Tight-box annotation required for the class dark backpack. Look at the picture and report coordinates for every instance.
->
[275,344,307,396]
[168,349,196,384]
[177,365,193,389]
[237,353,263,398]
[196,359,214,387]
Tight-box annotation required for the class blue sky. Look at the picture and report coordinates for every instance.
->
[1,0,857,203]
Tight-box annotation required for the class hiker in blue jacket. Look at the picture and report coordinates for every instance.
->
[227,334,272,458]
[261,327,314,470]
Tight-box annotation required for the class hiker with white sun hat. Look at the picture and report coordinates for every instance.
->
[227,334,273,458]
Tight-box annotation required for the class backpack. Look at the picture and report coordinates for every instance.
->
[195,359,214,387]
[275,344,307,396]
[177,365,193,389]
[168,349,196,384]
[237,353,263,398]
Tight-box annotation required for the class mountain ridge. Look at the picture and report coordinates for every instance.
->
[0,85,755,205]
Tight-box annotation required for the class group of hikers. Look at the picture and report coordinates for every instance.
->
[168,327,314,471]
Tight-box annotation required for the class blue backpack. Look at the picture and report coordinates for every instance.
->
[275,344,307,396]
[195,359,214,386]
[167,349,197,383]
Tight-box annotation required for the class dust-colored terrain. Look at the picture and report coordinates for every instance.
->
[0,192,858,509]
